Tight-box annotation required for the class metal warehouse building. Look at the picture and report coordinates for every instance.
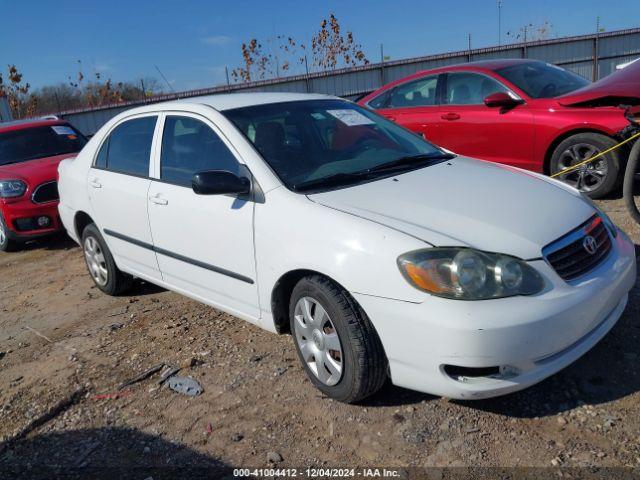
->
[58,27,640,136]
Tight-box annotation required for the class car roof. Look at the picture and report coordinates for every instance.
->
[409,59,543,77]
[140,92,342,114]
[449,58,542,71]
[0,118,70,134]
[195,92,339,110]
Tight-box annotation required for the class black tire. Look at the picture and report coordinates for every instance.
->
[81,223,133,295]
[0,213,20,252]
[549,132,622,199]
[289,275,387,403]
[623,140,640,224]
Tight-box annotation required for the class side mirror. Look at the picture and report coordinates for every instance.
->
[484,91,523,109]
[192,170,250,196]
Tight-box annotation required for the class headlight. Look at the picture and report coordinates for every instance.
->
[579,193,618,237]
[397,248,544,300]
[0,180,27,198]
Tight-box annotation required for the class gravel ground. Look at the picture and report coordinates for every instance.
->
[0,197,639,478]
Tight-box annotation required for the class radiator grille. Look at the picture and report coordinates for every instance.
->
[31,181,59,204]
[543,216,612,281]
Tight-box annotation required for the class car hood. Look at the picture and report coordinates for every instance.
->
[557,59,640,107]
[0,153,74,182]
[308,157,595,260]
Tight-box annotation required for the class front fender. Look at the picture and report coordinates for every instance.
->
[254,188,429,330]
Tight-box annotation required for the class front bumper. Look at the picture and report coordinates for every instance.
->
[355,229,637,400]
[1,198,63,241]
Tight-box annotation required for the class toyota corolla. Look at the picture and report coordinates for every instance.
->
[57,93,636,402]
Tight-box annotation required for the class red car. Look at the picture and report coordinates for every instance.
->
[359,59,640,198]
[0,118,87,251]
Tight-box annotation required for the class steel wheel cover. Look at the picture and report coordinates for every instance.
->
[84,236,108,286]
[293,296,344,386]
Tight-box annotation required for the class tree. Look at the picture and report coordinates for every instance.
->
[0,65,37,118]
[231,13,369,83]
[506,20,554,42]
[0,60,166,118]
[310,14,368,71]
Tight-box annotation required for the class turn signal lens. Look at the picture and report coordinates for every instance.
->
[398,248,544,300]
[580,193,618,238]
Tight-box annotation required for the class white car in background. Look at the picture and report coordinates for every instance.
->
[58,93,636,402]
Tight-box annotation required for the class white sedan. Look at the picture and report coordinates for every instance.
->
[58,93,636,402]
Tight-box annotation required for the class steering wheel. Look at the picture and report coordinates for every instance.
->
[339,137,385,159]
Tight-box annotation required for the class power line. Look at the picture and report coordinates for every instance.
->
[155,65,175,93]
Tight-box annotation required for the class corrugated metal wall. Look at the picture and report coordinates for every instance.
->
[60,27,640,136]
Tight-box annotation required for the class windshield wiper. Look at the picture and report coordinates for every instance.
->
[293,171,374,192]
[292,152,455,193]
[367,152,455,174]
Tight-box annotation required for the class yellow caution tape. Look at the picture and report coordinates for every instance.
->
[550,131,640,178]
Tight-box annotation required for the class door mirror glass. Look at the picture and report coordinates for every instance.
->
[484,91,523,108]
[192,170,250,196]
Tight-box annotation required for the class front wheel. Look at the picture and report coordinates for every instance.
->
[549,133,621,199]
[289,275,387,403]
[81,223,133,295]
[0,213,19,252]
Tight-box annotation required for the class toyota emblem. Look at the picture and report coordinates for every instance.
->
[583,235,598,255]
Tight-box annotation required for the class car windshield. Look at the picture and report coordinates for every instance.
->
[0,124,87,166]
[496,62,590,99]
[223,100,450,192]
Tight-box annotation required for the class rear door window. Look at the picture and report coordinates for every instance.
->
[99,116,157,176]
[370,75,439,109]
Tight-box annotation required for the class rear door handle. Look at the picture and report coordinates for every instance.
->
[90,179,102,189]
[149,195,168,206]
[441,112,461,121]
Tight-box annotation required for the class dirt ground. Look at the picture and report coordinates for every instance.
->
[1,197,639,478]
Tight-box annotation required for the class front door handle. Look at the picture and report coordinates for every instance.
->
[441,112,461,121]
[90,179,102,189]
[385,115,396,122]
[149,195,168,206]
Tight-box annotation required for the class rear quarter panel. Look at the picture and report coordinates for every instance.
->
[57,137,100,243]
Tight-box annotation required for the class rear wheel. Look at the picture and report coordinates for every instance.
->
[0,213,19,252]
[81,223,133,295]
[289,275,387,403]
[549,133,621,199]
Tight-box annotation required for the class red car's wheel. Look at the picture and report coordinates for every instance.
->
[549,133,621,199]
[0,213,19,252]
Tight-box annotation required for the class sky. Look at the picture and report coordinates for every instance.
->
[1,0,639,92]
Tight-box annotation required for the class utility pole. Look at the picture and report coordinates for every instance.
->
[497,0,503,45]
[468,34,472,62]
[225,66,231,91]
[380,43,385,86]
[304,55,310,93]
[594,16,601,81]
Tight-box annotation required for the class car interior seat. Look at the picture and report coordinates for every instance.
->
[450,84,471,104]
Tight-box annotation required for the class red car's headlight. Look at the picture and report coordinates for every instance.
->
[0,180,27,198]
